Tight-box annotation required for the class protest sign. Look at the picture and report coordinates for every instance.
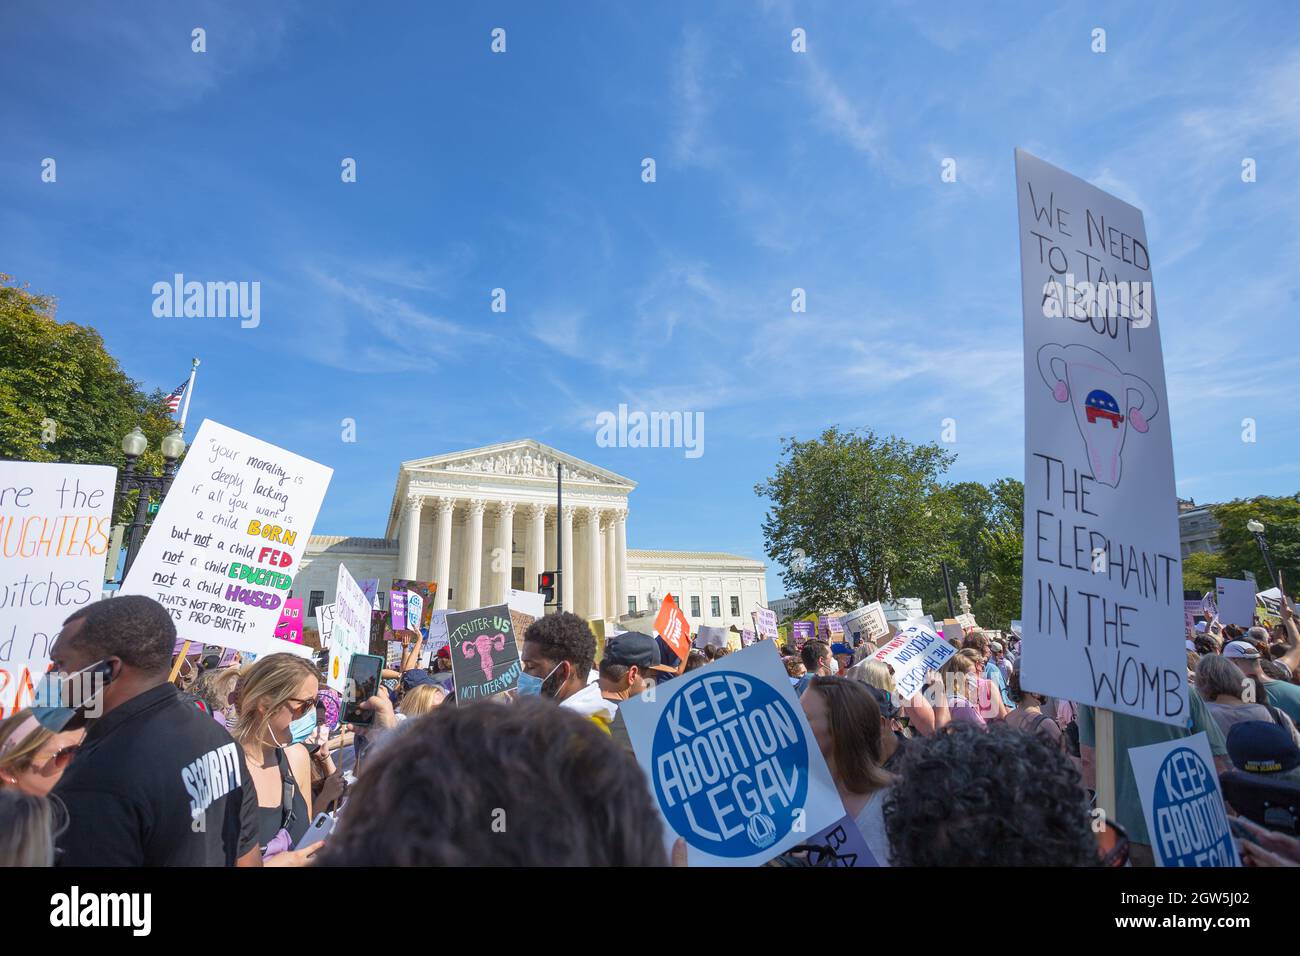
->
[1129,732,1240,867]
[620,641,844,867]
[791,621,814,644]
[1214,578,1256,628]
[392,578,437,633]
[804,815,879,867]
[1256,588,1298,627]
[654,593,692,662]
[871,621,956,699]
[316,602,337,647]
[424,608,450,657]
[446,603,521,702]
[696,625,728,650]
[368,610,390,655]
[1015,150,1185,727]
[405,591,423,638]
[741,628,756,647]
[589,618,607,663]
[508,588,545,652]
[274,598,304,644]
[842,602,888,644]
[358,579,380,610]
[118,419,332,657]
[390,589,409,631]
[956,613,976,629]
[326,563,371,693]
[0,462,115,716]
[752,606,778,641]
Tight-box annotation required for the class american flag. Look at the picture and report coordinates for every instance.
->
[164,381,187,413]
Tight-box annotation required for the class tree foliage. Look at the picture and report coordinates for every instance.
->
[755,428,956,616]
[1181,551,1228,595]
[0,275,180,522]
[1208,496,1300,590]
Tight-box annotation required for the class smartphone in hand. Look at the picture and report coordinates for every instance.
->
[341,653,385,727]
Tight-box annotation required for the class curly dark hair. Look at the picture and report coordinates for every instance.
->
[63,594,175,673]
[316,698,666,865]
[883,723,1096,867]
[521,612,596,682]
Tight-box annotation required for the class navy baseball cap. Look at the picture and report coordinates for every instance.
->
[1227,720,1300,775]
[603,632,660,670]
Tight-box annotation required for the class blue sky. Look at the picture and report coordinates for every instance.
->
[3,1,1298,599]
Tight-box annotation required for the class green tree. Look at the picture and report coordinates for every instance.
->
[1208,496,1300,590]
[0,275,179,517]
[1181,551,1228,595]
[756,427,956,615]
[972,521,1023,631]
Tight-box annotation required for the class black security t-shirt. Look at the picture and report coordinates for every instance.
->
[53,683,260,866]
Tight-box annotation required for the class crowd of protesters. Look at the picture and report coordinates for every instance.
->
[5,589,1300,869]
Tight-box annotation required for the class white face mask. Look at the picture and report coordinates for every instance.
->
[828,658,840,675]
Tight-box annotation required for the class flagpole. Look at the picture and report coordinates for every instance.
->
[178,358,200,433]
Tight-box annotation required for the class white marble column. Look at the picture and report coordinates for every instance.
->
[398,493,422,580]
[604,514,617,621]
[494,501,516,604]
[524,503,546,599]
[615,508,628,622]
[433,496,454,609]
[560,505,575,613]
[463,499,485,610]
[586,506,604,622]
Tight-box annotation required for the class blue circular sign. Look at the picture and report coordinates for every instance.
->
[1150,746,1235,866]
[651,669,809,857]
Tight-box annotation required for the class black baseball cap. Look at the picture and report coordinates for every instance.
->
[603,632,661,670]
[1227,720,1300,775]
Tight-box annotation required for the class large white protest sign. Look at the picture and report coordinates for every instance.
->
[119,420,332,656]
[752,606,778,641]
[1015,150,1185,727]
[842,602,888,643]
[1214,578,1256,629]
[1129,732,1240,867]
[620,641,844,867]
[871,621,956,699]
[326,563,370,692]
[0,462,116,716]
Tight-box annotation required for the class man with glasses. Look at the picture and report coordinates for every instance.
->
[45,596,262,866]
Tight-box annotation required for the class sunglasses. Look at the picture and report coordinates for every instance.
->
[283,696,316,718]
[37,745,80,774]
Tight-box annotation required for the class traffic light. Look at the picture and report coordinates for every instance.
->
[538,570,559,604]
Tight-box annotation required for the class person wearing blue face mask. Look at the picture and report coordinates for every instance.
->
[232,654,323,865]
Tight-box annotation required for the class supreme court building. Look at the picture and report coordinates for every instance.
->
[293,439,768,634]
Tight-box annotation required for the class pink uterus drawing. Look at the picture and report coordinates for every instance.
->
[461,632,507,679]
[1037,343,1159,488]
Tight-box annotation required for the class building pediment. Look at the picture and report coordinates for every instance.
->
[402,440,635,489]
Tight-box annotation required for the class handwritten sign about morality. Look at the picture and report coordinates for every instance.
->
[0,462,116,717]
[871,621,956,699]
[446,603,521,702]
[620,641,843,867]
[118,420,332,656]
[843,602,888,643]
[752,606,778,641]
[1015,150,1185,726]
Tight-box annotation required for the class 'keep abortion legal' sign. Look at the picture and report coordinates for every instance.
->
[621,641,843,866]
[1129,732,1239,867]
[1015,150,1186,726]
[120,420,332,656]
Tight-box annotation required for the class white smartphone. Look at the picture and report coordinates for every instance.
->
[294,812,334,851]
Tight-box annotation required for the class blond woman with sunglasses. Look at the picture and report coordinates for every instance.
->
[0,710,84,797]
[233,654,323,866]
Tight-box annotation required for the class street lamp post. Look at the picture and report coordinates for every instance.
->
[117,427,187,579]
[1247,519,1278,589]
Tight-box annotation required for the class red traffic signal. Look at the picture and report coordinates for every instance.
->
[538,571,559,603]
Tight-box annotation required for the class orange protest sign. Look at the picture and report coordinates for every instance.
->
[654,593,693,663]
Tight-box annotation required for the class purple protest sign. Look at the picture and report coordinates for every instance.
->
[390,589,409,631]
[274,598,304,644]
[793,621,815,644]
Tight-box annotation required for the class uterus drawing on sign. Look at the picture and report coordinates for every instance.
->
[1037,343,1159,488]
